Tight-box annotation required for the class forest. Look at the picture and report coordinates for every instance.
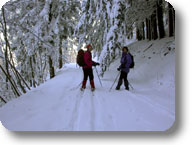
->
[0,0,175,106]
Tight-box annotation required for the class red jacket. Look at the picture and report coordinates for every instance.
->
[83,51,95,68]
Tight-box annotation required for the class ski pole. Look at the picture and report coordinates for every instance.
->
[128,81,134,90]
[109,72,120,92]
[77,82,82,88]
[95,67,103,87]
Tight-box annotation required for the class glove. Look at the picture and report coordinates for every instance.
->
[93,62,100,66]
[96,62,100,66]
[117,68,121,71]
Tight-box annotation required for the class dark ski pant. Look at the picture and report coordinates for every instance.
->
[83,68,94,81]
[82,68,95,88]
[116,71,129,89]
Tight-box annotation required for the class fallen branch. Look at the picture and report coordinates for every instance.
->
[0,96,7,103]
[143,43,153,52]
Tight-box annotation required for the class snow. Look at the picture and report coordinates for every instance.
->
[0,37,175,131]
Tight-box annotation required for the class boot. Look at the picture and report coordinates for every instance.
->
[116,79,122,90]
[115,86,120,90]
[81,80,87,91]
[124,80,129,91]
[125,87,129,91]
[90,80,95,91]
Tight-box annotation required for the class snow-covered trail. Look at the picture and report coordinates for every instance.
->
[0,38,175,131]
[0,64,174,131]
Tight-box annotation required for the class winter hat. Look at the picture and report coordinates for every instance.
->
[86,44,92,49]
[122,46,128,52]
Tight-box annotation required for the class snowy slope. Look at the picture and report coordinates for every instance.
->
[0,37,175,131]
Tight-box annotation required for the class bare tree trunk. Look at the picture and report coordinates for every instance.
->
[151,11,158,40]
[29,56,37,88]
[58,37,63,69]
[0,64,20,97]
[142,22,145,40]
[39,50,44,84]
[47,2,55,79]
[1,6,10,89]
[146,18,152,40]
[168,3,175,37]
[146,18,149,40]
[10,63,26,93]
[157,0,165,39]
[136,25,142,41]
[48,56,55,79]
[148,18,152,40]
[7,59,30,90]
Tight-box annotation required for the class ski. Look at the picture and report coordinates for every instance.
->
[90,88,95,96]
[80,88,85,92]
[78,88,85,98]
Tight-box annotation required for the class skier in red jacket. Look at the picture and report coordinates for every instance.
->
[81,44,100,91]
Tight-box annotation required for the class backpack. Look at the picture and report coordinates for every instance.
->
[76,49,85,67]
[129,53,135,68]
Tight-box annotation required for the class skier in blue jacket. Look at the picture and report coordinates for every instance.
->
[116,46,132,90]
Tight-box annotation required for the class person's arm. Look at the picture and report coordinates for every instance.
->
[117,55,127,71]
[92,61,100,66]
[120,55,127,68]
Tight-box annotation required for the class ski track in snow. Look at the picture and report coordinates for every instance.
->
[131,90,175,120]
[91,91,115,131]
[67,90,84,131]
[64,85,116,131]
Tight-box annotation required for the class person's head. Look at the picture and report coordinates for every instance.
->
[122,46,129,53]
[86,44,93,51]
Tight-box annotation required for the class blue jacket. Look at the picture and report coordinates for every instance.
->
[119,52,132,73]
